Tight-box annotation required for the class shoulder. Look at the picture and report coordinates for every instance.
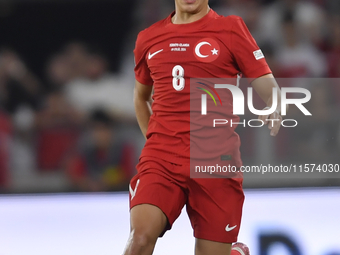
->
[213,14,252,38]
[136,17,169,45]
[208,9,245,28]
[213,14,245,29]
[190,10,244,34]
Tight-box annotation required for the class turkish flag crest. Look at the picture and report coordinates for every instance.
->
[194,38,220,63]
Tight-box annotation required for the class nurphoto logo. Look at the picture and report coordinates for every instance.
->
[198,82,312,128]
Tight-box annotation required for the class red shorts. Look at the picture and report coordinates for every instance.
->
[129,156,244,243]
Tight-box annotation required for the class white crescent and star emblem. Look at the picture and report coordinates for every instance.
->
[194,38,220,63]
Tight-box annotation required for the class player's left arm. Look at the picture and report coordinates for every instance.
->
[229,16,287,136]
[251,73,285,136]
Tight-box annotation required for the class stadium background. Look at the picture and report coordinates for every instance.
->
[0,0,339,254]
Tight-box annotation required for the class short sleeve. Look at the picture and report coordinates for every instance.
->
[231,17,272,80]
[134,32,154,86]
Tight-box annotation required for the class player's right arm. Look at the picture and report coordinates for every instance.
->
[134,80,153,139]
[133,30,154,139]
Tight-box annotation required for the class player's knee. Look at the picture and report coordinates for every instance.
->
[130,229,157,250]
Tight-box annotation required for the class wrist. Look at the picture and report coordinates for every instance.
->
[263,106,281,115]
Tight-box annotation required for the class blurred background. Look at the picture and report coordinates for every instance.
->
[0,0,339,254]
[0,0,339,193]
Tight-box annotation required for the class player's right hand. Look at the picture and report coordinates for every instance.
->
[258,107,282,137]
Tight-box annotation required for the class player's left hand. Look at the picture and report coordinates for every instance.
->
[258,108,282,136]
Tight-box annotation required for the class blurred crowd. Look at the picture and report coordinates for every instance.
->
[0,0,340,193]
[0,42,141,193]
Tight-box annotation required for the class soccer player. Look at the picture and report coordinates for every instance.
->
[123,0,283,254]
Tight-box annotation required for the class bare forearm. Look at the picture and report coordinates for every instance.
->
[252,74,284,113]
[252,74,285,136]
[134,98,152,139]
[252,74,280,107]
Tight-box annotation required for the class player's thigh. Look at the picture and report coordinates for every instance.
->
[129,163,187,236]
[187,178,244,243]
[195,239,232,255]
[129,204,168,241]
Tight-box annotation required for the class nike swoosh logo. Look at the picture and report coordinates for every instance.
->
[129,179,140,200]
[148,49,163,59]
[225,224,237,232]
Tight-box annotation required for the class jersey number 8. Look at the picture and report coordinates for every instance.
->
[172,65,185,91]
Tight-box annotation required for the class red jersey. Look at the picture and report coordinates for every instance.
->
[134,9,271,167]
